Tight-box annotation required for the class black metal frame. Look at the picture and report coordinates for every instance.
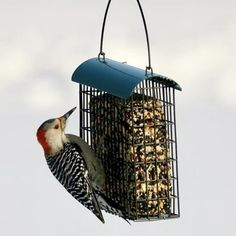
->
[79,78,180,221]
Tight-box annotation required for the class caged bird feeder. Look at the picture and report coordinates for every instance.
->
[72,0,181,221]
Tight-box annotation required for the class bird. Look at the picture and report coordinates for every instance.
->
[36,107,105,223]
[36,107,130,224]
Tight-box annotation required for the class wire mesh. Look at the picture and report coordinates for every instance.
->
[78,78,180,221]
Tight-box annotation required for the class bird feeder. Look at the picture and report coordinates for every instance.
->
[72,0,181,221]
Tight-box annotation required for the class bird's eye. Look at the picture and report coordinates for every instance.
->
[54,124,59,129]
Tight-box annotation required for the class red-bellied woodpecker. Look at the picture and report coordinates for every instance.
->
[36,107,129,224]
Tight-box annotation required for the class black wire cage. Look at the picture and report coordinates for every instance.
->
[72,0,181,221]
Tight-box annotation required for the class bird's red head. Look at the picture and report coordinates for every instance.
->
[36,127,51,155]
[36,107,76,156]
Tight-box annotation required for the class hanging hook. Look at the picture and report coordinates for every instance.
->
[99,0,111,61]
[99,0,153,74]
[98,51,106,61]
[136,0,152,73]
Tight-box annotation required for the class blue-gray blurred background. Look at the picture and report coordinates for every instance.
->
[0,0,235,235]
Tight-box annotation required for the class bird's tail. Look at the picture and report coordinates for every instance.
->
[95,190,130,225]
[91,191,105,224]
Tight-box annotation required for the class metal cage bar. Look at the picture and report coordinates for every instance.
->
[78,79,180,221]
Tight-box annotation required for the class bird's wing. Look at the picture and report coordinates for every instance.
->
[65,144,105,223]
[47,143,104,223]
[67,169,105,224]
[66,134,105,190]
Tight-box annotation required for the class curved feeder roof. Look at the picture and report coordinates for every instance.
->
[72,57,181,99]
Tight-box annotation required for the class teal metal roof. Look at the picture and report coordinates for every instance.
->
[72,57,181,99]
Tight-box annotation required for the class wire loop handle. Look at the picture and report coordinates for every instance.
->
[98,0,153,74]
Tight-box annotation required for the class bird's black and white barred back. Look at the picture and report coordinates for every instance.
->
[46,142,105,223]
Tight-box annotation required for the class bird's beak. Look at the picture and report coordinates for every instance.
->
[62,107,77,120]
[59,107,77,127]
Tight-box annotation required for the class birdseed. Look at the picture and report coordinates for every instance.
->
[90,93,173,220]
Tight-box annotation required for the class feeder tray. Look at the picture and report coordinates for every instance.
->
[72,0,181,222]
